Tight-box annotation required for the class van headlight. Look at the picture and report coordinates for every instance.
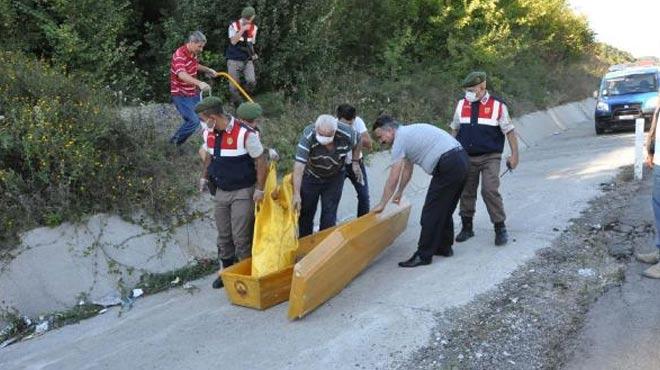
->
[644,97,659,111]
[596,101,610,112]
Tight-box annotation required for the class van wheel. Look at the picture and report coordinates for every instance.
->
[595,124,604,135]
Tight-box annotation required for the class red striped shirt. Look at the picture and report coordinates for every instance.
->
[170,45,199,97]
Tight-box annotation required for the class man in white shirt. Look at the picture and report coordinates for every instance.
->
[337,104,372,217]
[640,104,660,279]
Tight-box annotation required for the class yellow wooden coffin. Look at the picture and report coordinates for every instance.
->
[220,226,337,310]
[288,202,411,320]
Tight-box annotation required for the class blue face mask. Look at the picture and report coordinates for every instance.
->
[465,91,478,102]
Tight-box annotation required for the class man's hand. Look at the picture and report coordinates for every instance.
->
[205,69,217,79]
[198,81,211,92]
[292,192,302,212]
[198,178,208,193]
[392,191,403,205]
[372,202,386,214]
[506,154,519,170]
[351,161,364,185]
[251,53,259,61]
[268,148,280,161]
[253,189,265,204]
[646,153,654,169]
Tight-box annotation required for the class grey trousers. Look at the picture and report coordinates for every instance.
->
[214,185,255,261]
[227,59,256,103]
[459,153,506,224]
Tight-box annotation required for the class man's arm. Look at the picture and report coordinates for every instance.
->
[292,129,312,210]
[349,127,364,184]
[450,103,461,137]
[245,133,267,203]
[351,144,361,163]
[202,153,212,178]
[499,104,519,169]
[393,159,413,203]
[506,131,519,169]
[646,105,660,167]
[292,162,305,211]
[229,23,247,45]
[177,71,208,90]
[199,151,212,192]
[197,64,216,75]
[254,153,268,192]
[360,131,373,150]
[373,160,404,213]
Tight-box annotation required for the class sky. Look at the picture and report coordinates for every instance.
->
[569,0,660,58]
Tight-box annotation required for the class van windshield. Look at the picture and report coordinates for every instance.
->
[601,73,657,96]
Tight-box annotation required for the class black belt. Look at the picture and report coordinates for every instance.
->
[439,146,463,161]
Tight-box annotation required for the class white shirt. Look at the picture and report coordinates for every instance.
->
[344,116,367,164]
[200,117,264,157]
[449,92,515,134]
[655,117,660,165]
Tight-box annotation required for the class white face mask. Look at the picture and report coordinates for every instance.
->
[316,133,334,145]
[465,91,478,102]
[203,119,215,130]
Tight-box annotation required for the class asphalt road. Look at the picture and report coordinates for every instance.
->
[564,177,660,370]
[0,121,638,370]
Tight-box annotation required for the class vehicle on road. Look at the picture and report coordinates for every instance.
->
[594,65,660,135]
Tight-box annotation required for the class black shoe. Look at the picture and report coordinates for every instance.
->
[494,223,508,246]
[434,247,454,257]
[455,229,474,242]
[455,216,474,242]
[221,257,236,269]
[212,277,224,289]
[212,257,235,289]
[398,252,432,268]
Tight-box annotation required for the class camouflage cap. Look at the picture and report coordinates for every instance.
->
[194,96,224,115]
[462,71,487,88]
[241,6,256,19]
[236,102,263,121]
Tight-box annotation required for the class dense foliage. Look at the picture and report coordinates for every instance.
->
[0,0,635,249]
[2,0,620,102]
[0,52,193,249]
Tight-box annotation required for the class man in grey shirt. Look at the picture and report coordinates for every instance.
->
[372,115,469,267]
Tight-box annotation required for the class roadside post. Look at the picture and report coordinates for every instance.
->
[635,117,644,180]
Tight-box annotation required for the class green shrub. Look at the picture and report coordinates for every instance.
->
[2,0,150,102]
[0,52,194,252]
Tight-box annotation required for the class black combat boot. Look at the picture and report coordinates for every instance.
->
[455,217,474,242]
[212,258,236,289]
[494,222,508,246]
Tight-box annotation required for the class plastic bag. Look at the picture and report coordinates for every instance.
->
[251,163,298,277]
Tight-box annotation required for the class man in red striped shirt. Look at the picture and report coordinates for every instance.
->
[170,31,217,145]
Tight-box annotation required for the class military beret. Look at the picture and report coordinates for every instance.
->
[194,96,224,114]
[462,71,487,88]
[236,102,263,121]
[242,6,256,19]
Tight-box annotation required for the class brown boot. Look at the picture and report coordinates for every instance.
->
[642,262,660,279]
[636,250,660,264]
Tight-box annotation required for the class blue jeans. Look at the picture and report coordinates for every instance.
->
[299,171,345,237]
[345,160,370,217]
[653,166,660,249]
[170,95,201,145]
